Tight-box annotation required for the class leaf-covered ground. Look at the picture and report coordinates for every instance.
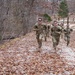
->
[0,30,75,75]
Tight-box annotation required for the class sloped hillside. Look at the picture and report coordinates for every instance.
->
[0,31,75,75]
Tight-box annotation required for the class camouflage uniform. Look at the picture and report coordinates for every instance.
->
[34,24,44,48]
[43,25,47,41]
[47,25,50,37]
[43,24,51,41]
[64,27,73,46]
[58,23,64,39]
[51,24,62,50]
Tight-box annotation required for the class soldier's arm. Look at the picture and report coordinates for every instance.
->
[33,25,39,31]
[63,29,67,34]
[33,28,39,31]
[55,31,61,34]
[70,29,73,32]
[51,28,54,36]
[56,28,62,34]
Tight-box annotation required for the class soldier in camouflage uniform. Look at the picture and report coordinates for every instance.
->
[47,25,50,37]
[58,22,64,39]
[43,23,51,41]
[43,24,47,41]
[64,26,73,46]
[43,20,48,41]
[51,21,62,50]
[34,18,44,48]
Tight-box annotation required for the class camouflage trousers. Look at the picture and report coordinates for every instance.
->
[44,33,47,41]
[47,30,50,37]
[61,32,64,39]
[43,31,47,41]
[52,36,60,50]
[64,35,70,46]
[44,30,50,41]
[36,34,43,48]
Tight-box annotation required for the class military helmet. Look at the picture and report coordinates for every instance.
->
[53,20,58,26]
[38,18,42,21]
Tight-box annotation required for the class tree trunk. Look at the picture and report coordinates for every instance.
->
[67,15,69,28]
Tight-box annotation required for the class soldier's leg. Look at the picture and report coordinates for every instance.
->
[56,36,60,46]
[44,32,47,41]
[36,35,40,48]
[64,34,67,41]
[38,34,43,48]
[47,30,50,37]
[67,40,69,46]
[48,30,49,37]
[67,37,70,46]
[45,36,47,41]
[52,37,57,50]
[53,42,56,50]
[38,39,42,48]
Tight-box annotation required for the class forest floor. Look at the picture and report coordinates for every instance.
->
[0,24,75,75]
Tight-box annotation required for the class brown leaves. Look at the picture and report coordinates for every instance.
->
[0,32,75,74]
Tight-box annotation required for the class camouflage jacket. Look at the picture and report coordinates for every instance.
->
[34,24,44,35]
[51,25,62,37]
[64,28,73,37]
